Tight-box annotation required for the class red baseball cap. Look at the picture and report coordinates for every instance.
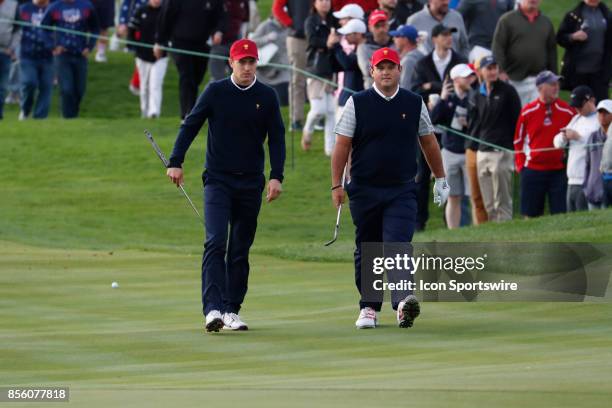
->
[230,39,258,61]
[370,47,400,67]
[368,9,388,26]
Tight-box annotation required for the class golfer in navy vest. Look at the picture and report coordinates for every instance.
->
[167,39,286,333]
[332,47,449,329]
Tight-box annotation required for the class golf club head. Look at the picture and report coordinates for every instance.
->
[324,205,342,246]
[324,236,338,247]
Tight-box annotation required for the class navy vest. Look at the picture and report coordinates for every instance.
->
[351,88,423,186]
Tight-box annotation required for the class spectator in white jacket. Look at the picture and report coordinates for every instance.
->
[553,85,600,212]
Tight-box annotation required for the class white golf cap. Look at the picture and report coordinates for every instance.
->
[333,4,365,20]
[450,64,475,80]
[337,19,367,35]
[596,99,612,113]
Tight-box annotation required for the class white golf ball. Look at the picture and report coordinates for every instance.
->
[111,282,119,289]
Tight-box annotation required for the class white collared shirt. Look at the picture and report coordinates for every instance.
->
[372,83,400,101]
[334,87,435,138]
[230,74,257,91]
[432,49,451,80]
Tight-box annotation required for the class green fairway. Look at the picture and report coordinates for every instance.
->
[1,0,612,406]
[1,241,611,407]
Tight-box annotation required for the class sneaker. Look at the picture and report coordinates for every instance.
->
[397,295,420,328]
[290,120,303,131]
[205,310,224,332]
[355,307,377,329]
[223,313,248,331]
[129,84,140,96]
[95,51,107,63]
[18,111,27,121]
[5,92,19,105]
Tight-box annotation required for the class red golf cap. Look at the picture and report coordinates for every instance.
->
[230,39,258,61]
[370,47,400,67]
[368,9,388,26]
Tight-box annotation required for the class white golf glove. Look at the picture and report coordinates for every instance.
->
[433,178,450,207]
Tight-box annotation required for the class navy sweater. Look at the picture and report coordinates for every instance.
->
[169,78,286,182]
[42,0,100,55]
[351,88,422,185]
[430,93,469,154]
[19,2,53,59]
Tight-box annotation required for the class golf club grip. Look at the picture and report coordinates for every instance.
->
[145,130,170,167]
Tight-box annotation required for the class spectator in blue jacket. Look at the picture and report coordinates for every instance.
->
[430,63,476,228]
[18,0,54,119]
[42,0,99,118]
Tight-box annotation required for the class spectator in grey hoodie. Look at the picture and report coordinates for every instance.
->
[390,24,424,90]
[249,15,290,105]
[0,0,20,119]
[407,0,469,58]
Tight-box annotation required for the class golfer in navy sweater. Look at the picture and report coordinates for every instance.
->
[166,39,286,333]
[332,47,449,329]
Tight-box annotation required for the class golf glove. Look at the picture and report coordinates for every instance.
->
[433,178,450,207]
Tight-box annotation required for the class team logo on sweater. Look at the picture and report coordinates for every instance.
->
[62,8,82,24]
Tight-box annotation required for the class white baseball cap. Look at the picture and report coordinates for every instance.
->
[450,64,475,80]
[337,19,367,35]
[333,4,365,20]
[596,99,612,113]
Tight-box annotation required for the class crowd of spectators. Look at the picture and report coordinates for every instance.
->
[0,0,610,225]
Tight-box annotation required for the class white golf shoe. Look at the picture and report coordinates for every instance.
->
[223,313,248,331]
[205,310,224,332]
[355,307,377,329]
[397,295,420,328]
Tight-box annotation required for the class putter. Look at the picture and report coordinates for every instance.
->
[144,130,204,225]
[325,166,347,246]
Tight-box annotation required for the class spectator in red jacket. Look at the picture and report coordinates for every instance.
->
[514,71,575,218]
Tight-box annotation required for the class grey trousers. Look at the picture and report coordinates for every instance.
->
[567,184,588,212]
[286,36,307,123]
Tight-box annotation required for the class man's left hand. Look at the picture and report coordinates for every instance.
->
[433,178,450,207]
[267,179,282,203]
[82,48,90,58]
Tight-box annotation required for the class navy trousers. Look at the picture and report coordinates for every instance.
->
[55,54,88,118]
[201,170,264,316]
[0,52,11,119]
[20,57,54,119]
[347,180,418,312]
[520,168,567,217]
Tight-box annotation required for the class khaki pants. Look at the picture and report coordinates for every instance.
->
[465,149,488,224]
[286,36,307,123]
[477,150,514,222]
